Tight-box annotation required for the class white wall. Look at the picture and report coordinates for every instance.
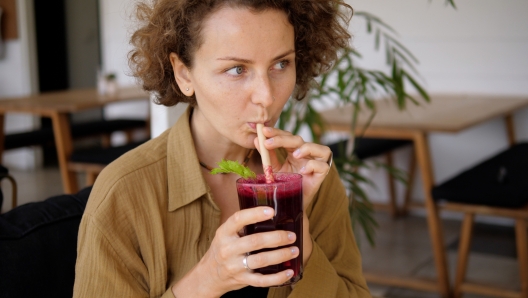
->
[98,0,136,87]
[346,0,528,214]
[99,0,166,136]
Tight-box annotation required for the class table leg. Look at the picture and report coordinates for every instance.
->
[413,131,451,298]
[401,147,416,216]
[385,152,399,218]
[504,114,516,147]
[51,112,78,194]
[0,113,5,158]
[515,219,528,297]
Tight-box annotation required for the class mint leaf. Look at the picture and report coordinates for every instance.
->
[211,159,256,179]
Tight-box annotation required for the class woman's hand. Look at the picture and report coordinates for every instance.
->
[253,126,332,210]
[172,206,299,297]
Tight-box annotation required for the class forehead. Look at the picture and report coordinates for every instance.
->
[195,7,294,61]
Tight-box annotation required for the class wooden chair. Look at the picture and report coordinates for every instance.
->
[68,140,147,186]
[328,137,415,218]
[432,143,528,298]
[0,165,17,212]
[65,118,149,187]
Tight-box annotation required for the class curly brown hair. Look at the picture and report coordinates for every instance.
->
[129,0,353,107]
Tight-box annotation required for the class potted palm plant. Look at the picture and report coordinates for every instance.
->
[278,0,456,246]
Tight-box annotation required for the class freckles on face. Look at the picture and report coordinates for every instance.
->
[188,7,296,146]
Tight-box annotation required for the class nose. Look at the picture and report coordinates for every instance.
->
[251,72,274,108]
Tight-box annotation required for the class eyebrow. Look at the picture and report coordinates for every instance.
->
[217,49,295,63]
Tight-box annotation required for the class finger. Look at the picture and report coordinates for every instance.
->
[293,143,332,163]
[245,270,295,288]
[222,207,275,237]
[238,230,296,253]
[262,126,292,138]
[261,127,302,151]
[299,159,330,177]
[246,246,299,270]
[264,134,305,151]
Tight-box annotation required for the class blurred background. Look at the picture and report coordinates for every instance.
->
[0,0,527,297]
[1,0,527,203]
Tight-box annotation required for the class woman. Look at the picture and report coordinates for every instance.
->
[74,0,370,297]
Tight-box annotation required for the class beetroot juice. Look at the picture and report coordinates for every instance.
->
[236,173,303,286]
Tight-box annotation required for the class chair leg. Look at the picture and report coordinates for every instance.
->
[515,219,528,298]
[101,134,111,148]
[454,212,474,298]
[401,147,416,216]
[385,152,398,218]
[125,130,134,143]
[86,172,98,186]
[1,174,18,209]
[7,175,17,209]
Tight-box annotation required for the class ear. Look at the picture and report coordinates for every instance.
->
[169,53,194,96]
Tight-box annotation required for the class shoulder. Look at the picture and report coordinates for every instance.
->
[85,130,172,216]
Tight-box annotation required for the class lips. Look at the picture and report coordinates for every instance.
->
[248,121,270,130]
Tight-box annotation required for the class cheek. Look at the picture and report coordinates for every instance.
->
[195,80,229,108]
[279,74,297,99]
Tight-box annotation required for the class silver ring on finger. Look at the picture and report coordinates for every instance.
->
[243,254,252,271]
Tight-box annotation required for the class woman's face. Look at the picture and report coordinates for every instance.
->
[186,7,296,148]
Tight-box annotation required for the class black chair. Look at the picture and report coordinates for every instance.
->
[328,137,414,217]
[432,143,528,298]
[0,186,91,297]
[0,165,17,212]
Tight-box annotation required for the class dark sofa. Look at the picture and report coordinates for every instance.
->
[0,186,92,298]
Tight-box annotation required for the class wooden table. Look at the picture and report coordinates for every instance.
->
[0,86,150,194]
[320,93,528,297]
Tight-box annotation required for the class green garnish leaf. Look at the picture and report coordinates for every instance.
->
[211,159,256,179]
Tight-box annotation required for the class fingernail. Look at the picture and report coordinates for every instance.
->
[263,208,272,215]
[293,149,301,157]
[287,232,295,240]
[265,138,274,144]
[291,247,298,254]
[299,166,306,174]
[286,270,293,277]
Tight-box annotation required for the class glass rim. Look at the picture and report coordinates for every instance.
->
[235,172,302,185]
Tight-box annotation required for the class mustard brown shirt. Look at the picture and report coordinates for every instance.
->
[73,107,370,297]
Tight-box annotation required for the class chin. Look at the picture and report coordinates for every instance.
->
[238,136,257,149]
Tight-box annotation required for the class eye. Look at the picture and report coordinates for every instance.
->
[272,60,289,70]
[226,66,244,76]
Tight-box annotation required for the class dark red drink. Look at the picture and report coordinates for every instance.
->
[236,173,303,286]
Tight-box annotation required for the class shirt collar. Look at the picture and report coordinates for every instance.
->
[167,105,208,212]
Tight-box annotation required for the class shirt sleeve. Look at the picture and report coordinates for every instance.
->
[270,163,371,298]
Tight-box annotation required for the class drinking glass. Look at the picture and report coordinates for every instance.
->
[236,173,303,286]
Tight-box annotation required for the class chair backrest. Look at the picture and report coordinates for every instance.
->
[328,137,411,160]
[0,186,92,297]
[432,142,528,208]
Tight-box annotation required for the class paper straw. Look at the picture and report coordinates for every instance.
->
[257,123,274,183]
